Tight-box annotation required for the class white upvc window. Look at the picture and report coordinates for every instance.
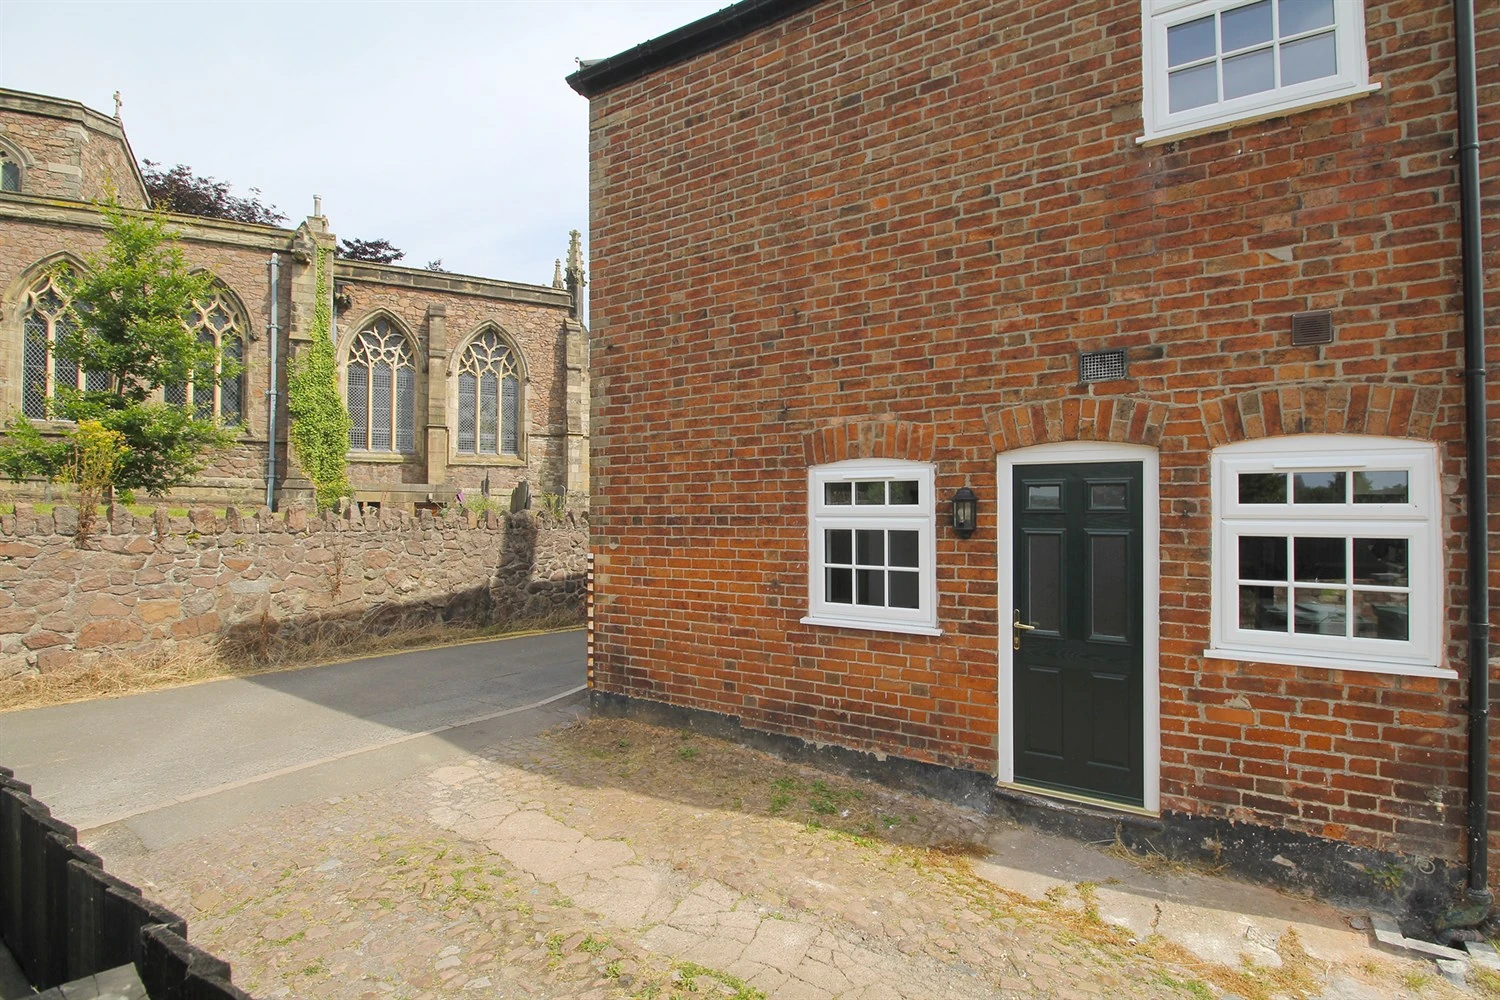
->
[1140,0,1378,144]
[803,459,940,636]
[1208,436,1445,676]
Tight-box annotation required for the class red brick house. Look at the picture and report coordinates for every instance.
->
[569,0,1497,919]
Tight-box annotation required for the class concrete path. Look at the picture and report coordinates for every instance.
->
[0,629,586,836]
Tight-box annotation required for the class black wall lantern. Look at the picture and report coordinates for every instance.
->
[951,486,978,538]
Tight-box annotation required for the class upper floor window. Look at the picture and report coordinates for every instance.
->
[1208,436,1442,676]
[21,270,108,419]
[803,460,940,636]
[0,149,19,193]
[456,329,521,457]
[165,288,245,424]
[347,317,415,453]
[1140,0,1375,144]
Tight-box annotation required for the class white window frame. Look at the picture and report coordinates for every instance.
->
[1139,0,1379,145]
[802,459,941,636]
[1207,435,1446,677]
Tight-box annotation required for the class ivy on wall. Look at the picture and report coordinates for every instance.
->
[287,247,352,511]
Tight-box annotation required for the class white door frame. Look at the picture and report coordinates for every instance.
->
[996,441,1161,813]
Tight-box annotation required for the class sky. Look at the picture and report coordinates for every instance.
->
[0,0,728,290]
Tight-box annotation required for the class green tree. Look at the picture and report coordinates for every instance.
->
[0,202,237,496]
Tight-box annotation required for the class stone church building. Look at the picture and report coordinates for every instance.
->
[0,87,588,508]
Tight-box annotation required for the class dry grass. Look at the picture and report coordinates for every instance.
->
[0,614,583,713]
[1103,832,1227,879]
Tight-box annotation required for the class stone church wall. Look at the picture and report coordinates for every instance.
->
[0,87,589,511]
[0,504,588,678]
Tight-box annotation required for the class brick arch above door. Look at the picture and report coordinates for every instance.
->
[803,418,935,465]
[1202,383,1446,446]
[987,397,1171,453]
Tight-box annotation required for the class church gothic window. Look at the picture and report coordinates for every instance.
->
[20,270,107,419]
[456,329,521,457]
[0,149,19,192]
[166,288,246,424]
[347,318,416,453]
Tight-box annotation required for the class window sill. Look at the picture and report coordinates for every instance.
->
[346,451,420,464]
[449,455,527,467]
[1203,646,1452,679]
[801,615,943,638]
[1137,82,1381,147]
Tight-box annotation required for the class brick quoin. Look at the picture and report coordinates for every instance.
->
[575,0,1500,891]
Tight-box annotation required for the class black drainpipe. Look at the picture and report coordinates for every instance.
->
[1454,0,1492,920]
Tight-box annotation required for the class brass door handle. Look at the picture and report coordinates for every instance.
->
[1012,610,1037,650]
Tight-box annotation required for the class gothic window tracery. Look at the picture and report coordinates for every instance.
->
[166,288,246,424]
[20,270,104,419]
[0,148,20,193]
[347,318,416,453]
[455,329,521,457]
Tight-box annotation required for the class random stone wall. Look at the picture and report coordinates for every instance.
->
[0,504,588,678]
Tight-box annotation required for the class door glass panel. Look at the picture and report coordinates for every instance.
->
[855,529,884,566]
[855,481,885,505]
[1239,535,1288,581]
[1294,537,1345,582]
[1240,585,1288,631]
[825,529,852,565]
[1293,588,1347,635]
[1026,484,1061,510]
[1088,482,1128,510]
[1355,592,1408,641]
[1354,471,1408,504]
[856,569,884,606]
[1091,535,1128,639]
[1293,471,1344,503]
[1353,538,1407,587]
[888,481,919,505]
[889,571,919,609]
[1238,472,1286,503]
[1026,532,1062,632]
[826,568,853,604]
[888,530,919,569]
[824,482,852,505]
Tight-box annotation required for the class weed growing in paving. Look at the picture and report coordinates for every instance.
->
[672,962,767,1000]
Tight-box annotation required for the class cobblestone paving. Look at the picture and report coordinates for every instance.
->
[96,718,1476,1000]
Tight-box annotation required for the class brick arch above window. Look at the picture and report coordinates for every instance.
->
[803,419,936,467]
[987,396,1171,454]
[1201,384,1446,447]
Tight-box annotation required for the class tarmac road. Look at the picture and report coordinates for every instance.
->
[0,629,587,846]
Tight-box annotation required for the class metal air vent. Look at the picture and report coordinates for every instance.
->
[1291,310,1333,346]
[1079,349,1128,384]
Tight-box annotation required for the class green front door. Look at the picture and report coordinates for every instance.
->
[1012,461,1144,806]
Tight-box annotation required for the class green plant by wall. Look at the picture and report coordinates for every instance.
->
[287,247,352,511]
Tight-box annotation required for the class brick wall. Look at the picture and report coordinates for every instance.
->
[583,0,1499,866]
[0,504,587,678]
